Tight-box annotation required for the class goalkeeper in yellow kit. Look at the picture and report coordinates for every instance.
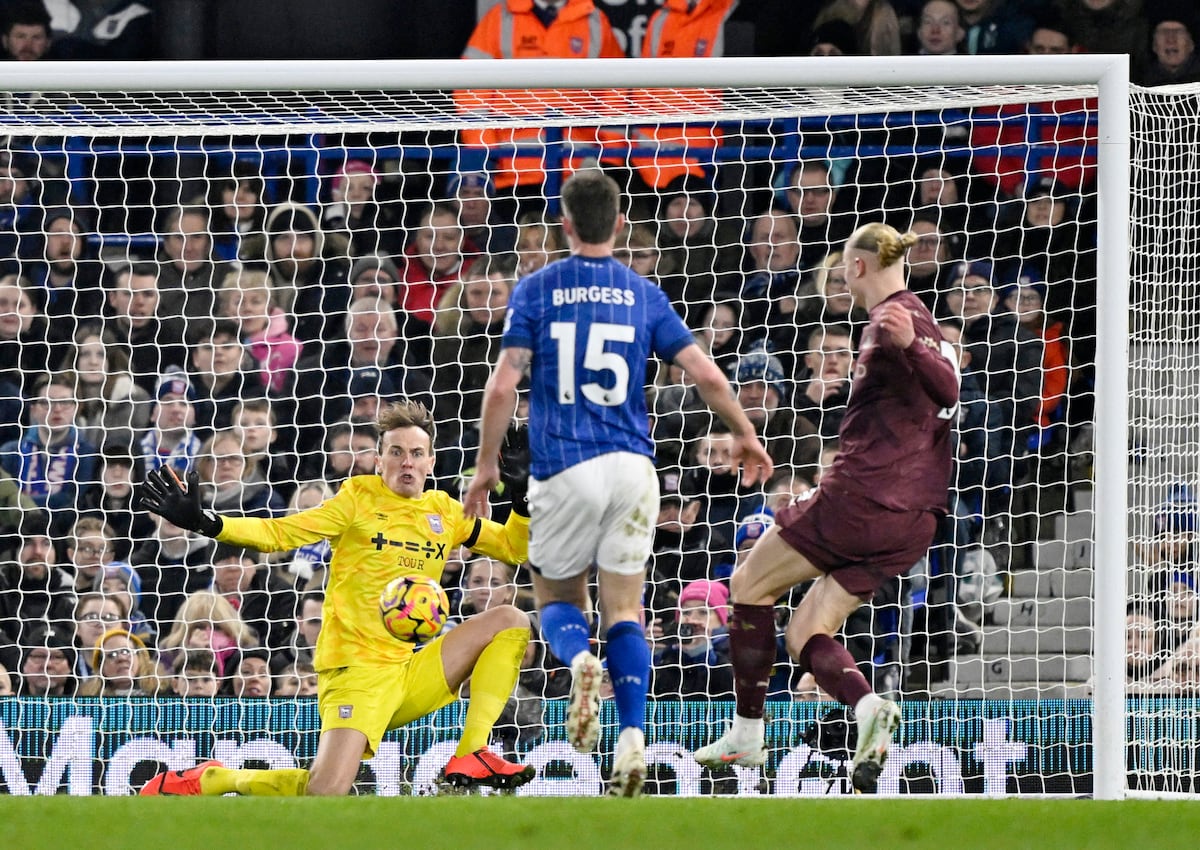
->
[138,400,536,795]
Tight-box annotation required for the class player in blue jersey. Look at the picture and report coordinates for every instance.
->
[464,170,773,797]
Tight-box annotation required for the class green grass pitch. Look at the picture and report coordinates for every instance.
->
[5,797,1200,850]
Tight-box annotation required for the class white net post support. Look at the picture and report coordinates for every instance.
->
[0,55,1135,797]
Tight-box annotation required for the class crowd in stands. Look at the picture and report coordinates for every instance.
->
[0,0,1192,710]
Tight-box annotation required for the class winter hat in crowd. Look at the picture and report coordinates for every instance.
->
[155,370,194,401]
[735,350,787,401]
[331,160,378,195]
[678,579,730,626]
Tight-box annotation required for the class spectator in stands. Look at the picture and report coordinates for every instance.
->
[102,263,189,397]
[233,397,296,505]
[96,561,156,644]
[156,588,258,680]
[714,510,776,582]
[954,0,1034,54]
[299,420,380,490]
[458,556,528,619]
[399,201,472,358]
[450,170,517,257]
[795,250,868,331]
[794,323,854,440]
[170,647,221,697]
[1,1,51,61]
[224,646,273,698]
[733,350,821,475]
[740,207,803,340]
[514,212,568,278]
[279,590,323,667]
[615,222,668,285]
[208,165,267,263]
[17,623,78,696]
[654,176,742,321]
[1125,607,1161,683]
[1025,9,1072,54]
[904,214,958,313]
[61,325,150,452]
[188,319,267,433]
[322,159,404,258]
[66,514,118,595]
[902,158,993,261]
[694,300,743,379]
[0,162,40,278]
[273,658,318,697]
[764,469,813,513]
[811,0,901,55]
[79,628,158,696]
[957,260,1043,523]
[78,445,151,561]
[27,207,104,349]
[264,201,351,346]
[0,660,10,695]
[207,543,293,651]
[1058,0,1149,69]
[131,511,213,630]
[270,486,333,591]
[0,371,99,531]
[648,336,711,458]
[219,268,302,397]
[1138,11,1200,87]
[683,419,770,545]
[292,296,431,475]
[651,578,734,699]
[648,469,731,617]
[431,255,514,479]
[1001,271,1072,439]
[994,174,1096,356]
[347,254,401,309]
[138,369,202,478]
[912,0,964,54]
[196,428,284,520]
[809,18,859,55]
[0,511,75,666]
[779,159,857,275]
[457,0,623,198]
[0,276,51,442]
[156,205,230,325]
[73,591,129,678]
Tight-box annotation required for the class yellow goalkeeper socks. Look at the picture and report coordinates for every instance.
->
[200,767,310,797]
[455,626,530,756]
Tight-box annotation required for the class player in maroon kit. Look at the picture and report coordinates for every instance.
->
[694,222,960,793]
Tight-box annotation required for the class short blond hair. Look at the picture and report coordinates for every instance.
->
[845,222,919,269]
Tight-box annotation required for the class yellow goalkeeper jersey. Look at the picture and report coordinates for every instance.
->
[216,475,528,672]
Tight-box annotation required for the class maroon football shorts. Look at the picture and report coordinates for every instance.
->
[775,484,939,601]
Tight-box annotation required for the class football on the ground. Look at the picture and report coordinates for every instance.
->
[380,574,450,642]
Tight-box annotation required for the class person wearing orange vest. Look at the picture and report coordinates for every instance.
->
[615,0,739,190]
[459,0,624,193]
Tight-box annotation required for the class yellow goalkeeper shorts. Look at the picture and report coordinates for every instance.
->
[317,636,455,758]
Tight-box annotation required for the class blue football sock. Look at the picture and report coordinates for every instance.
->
[539,601,592,667]
[604,621,649,733]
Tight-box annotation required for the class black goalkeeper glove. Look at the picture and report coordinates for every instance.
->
[139,467,224,537]
[498,422,531,518]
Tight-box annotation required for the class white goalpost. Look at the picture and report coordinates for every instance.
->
[0,54,1159,798]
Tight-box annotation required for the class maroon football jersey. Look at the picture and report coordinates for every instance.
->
[823,289,959,514]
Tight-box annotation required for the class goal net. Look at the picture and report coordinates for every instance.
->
[0,56,1156,797]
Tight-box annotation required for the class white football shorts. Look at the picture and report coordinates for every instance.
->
[527,451,658,580]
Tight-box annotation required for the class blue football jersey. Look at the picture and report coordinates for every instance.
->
[503,255,694,478]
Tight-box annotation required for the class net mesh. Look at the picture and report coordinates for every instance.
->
[0,74,1167,796]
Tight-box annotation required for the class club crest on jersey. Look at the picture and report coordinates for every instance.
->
[570,36,583,54]
[426,515,444,534]
[694,39,708,56]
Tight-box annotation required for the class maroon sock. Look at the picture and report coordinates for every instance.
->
[798,634,872,708]
[728,603,777,720]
